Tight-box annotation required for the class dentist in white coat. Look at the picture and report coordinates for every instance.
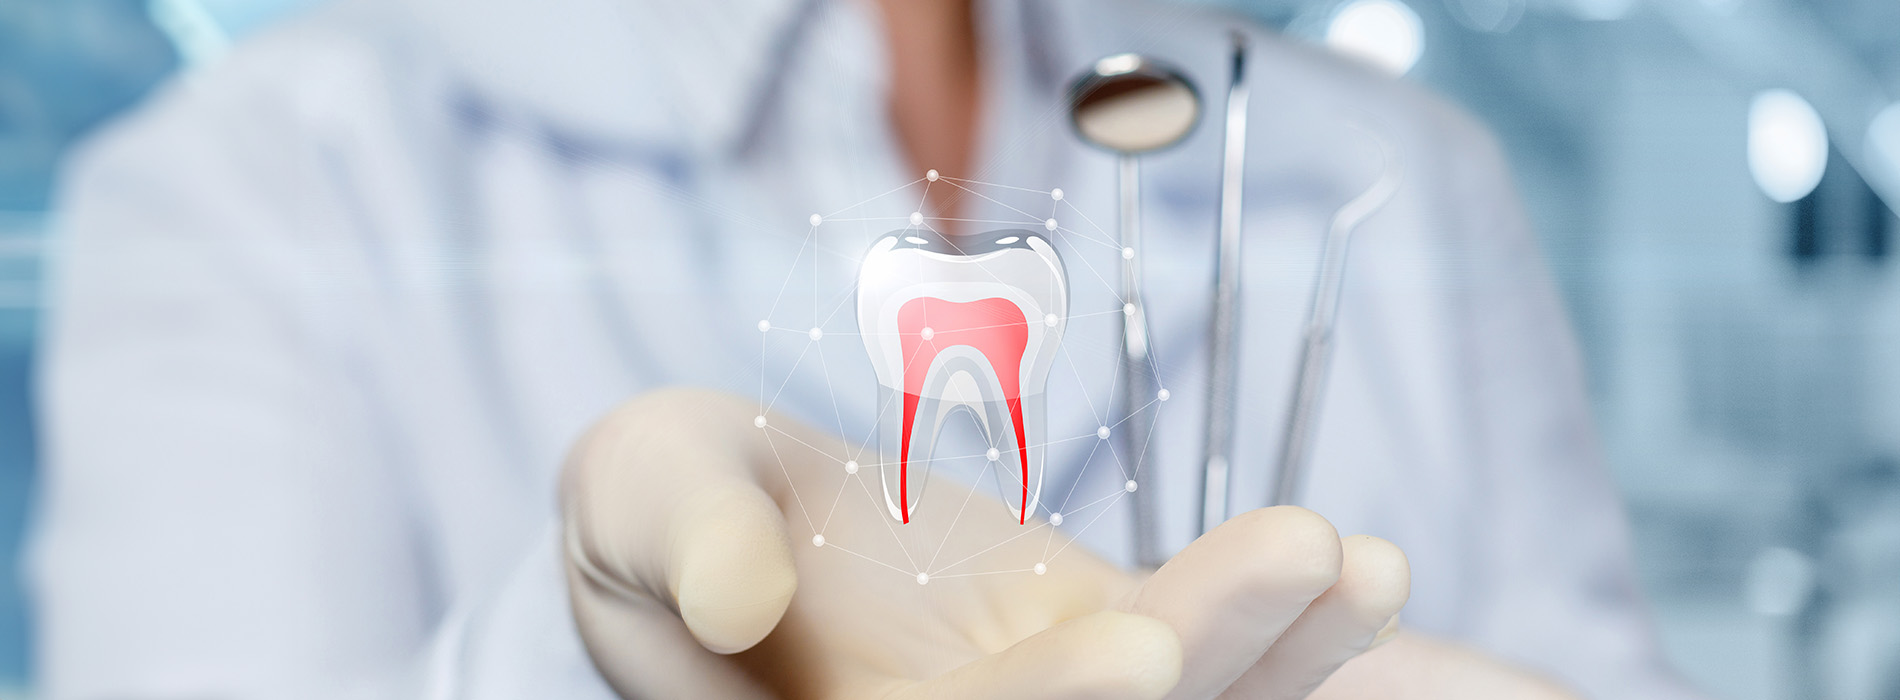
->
[32,0,1706,697]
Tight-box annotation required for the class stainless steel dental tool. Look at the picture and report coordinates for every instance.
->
[1270,131,1400,508]
[1063,38,1402,564]
[1199,32,1251,537]
[1066,53,1201,568]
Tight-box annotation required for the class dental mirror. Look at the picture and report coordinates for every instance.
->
[1066,55,1201,568]
[1068,54,1202,153]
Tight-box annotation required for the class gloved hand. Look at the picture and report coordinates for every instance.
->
[561,387,1411,700]
[1309,632,1581,699]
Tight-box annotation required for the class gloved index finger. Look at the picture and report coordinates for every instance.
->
[1123,506,1346,700]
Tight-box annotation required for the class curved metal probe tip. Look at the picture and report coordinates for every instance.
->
[1270,128,1401,507]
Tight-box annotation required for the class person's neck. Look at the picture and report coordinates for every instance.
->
[874,0,981,222]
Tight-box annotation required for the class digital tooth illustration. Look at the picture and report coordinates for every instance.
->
[856,229,1069,525]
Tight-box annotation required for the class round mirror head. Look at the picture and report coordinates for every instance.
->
[1067,54,1202,154]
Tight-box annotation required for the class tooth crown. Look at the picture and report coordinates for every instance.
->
[856,230,1069,525]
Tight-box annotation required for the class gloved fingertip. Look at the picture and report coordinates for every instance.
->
[1335,535,1411,625]
[672,486,798,654]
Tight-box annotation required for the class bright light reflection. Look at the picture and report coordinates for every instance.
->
[1747,89,1829,203]
[1325,0,1425,76]
[1866,103,1900,198]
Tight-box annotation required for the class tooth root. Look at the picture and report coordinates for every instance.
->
[878,383,1045,525]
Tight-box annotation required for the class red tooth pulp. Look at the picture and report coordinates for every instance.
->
[896,297,1031,523]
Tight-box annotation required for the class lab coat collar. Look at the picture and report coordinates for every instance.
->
[394,0,809,157]
[391,0,1108,165]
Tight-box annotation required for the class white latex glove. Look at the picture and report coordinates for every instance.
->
[561,388,1413,700]
[1309,632,1582,699]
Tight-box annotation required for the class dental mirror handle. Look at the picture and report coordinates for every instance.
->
[1271,145,1399,506]
[1119,153,1165,569]
[1200,31,1250,536]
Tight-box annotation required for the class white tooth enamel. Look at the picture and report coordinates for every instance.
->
[856,231,1069,525]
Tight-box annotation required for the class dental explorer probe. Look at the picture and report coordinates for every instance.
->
[1270,133,1400,506]
[1198,31,1251,537]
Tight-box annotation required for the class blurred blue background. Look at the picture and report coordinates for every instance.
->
[1,0,1896,698]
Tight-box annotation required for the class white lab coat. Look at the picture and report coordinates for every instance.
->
[30,0,1703,697]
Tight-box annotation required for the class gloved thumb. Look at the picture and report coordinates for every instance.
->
[564,390,799,655]
[665,482,799,653]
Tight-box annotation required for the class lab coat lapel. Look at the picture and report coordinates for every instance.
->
[393,0,805,157]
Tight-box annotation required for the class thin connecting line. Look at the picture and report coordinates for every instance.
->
[826,540,919,577]
[1132,393,1165,481]
[759,428,817,533]
[935,178,1051,224]
[930,217,1046,226]
[938,176,1053,195]
[1047,490,1129,563]
[926,568,1039,580]
[761,230,814,328]
[925,458,994,573]
[1051,225,1127,252]
[929,519,1052,577]
[1111,397,1160,430]
[763,341,813,414]
[851,459,923,572]
[1047,470,1122,559]
[1057,340,1102,426]
[1054,431,1108,522]
[813,327,851,448]
[820,471,853,534]
[1057,198,1117,247]
[824,178,926,220]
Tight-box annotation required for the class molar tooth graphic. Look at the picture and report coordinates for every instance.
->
[856,229,1069,524]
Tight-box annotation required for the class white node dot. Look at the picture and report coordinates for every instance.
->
[1122,247,1136,260]
[812,534,826,547]
[1044,218,1058,231]
[809,214,823,227]
[916,572,930,585]
[1157,388,1171,402]
[1123,303,1136,316]
[1034,562,1047,575]
[754,415,768,428]
[844,460,859,475]
[1051,188,1064,201]
[1044,313,1059,327]
[986,447,1001,462]
[756,319,771,333]
[910,211,924,226]
[1049,512,1065,526]
[920,327,935,340]
[1125,480,1139,493]
[808,327,824,341]
[926,169,940,182]
[1097,425,1111,440]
